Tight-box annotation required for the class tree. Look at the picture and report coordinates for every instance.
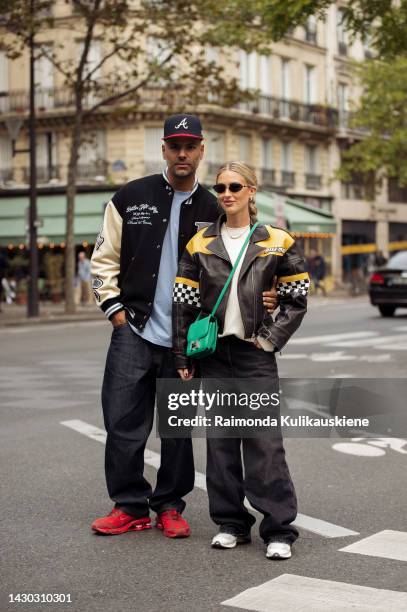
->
[0,0,270,313]
[337,57,407,191]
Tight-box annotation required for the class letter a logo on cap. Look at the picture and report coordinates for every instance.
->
[175,118,188,130]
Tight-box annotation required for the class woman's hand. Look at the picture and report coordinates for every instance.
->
[177,367,195,381]
[263,276,279,314]
[253,338,263,350]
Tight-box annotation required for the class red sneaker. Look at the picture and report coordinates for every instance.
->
[91,508,152,535]
[156,510,190,538]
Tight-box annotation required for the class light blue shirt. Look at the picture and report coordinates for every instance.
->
[136,189,192,347]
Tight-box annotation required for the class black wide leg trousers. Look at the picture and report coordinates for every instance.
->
[200,336,298,544]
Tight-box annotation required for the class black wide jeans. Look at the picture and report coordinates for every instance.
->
[101,323,194,517]
[200,336,298,544]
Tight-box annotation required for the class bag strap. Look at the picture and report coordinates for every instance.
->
[210,221,259,317]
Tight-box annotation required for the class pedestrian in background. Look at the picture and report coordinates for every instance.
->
[308,248,327,295]
[77,251,92,304]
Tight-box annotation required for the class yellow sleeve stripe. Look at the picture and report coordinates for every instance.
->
[175,276,200,289]
[278,272,309,283]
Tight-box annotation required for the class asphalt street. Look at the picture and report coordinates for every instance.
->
[1,296,406,612]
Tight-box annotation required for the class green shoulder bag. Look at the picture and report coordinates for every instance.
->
[186,222,259,359]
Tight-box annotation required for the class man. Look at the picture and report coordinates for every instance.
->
[77,251,92,304]
[91,114,277,538]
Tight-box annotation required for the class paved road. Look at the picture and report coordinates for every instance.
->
[1,297,406,611]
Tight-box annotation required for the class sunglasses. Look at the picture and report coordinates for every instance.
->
[213,182,250,194]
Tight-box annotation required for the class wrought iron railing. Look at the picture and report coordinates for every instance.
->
[305,173,322,190]
[260,168,276,187]
[281,171,295,188]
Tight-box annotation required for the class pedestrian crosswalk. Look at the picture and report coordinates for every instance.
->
[281,327,407,364]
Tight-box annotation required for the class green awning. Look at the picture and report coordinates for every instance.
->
[256,191,336,235]
[0,188,336,247]
[0,191,115,246]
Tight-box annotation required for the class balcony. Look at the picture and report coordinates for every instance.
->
[241,96,338,129]
[305,173,322,190]
[260,168,277,188]
[22,166,60,183]
[281,171,295,188]
[0,168,13,183]
[77,161,108,182]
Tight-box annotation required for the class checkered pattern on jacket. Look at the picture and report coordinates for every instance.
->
[277,277,310,297]
[173,281,201,308]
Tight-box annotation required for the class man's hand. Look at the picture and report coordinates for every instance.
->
[111,310,127,328]
[263,276,279,314]
[177,367,195,381]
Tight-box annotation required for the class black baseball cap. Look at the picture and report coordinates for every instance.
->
[163,114,203,140]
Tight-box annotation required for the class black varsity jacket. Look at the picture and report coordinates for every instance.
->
[91,172,221,330]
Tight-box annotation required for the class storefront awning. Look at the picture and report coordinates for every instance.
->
[0,191,115,246]
[256,191,336,236]
[0,188,337,247]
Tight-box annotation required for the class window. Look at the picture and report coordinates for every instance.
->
[0,51,9,113]
[36,133,58,182]
[144,127,164,174]
[259,55,271,95]
[35,44,54,109]
[261,138,275,185]
[0,134,12,183]
[261,138,273,169]
[78,130,107,180]
[304,16,317,44]
[337,8,348,55]
[281,58,291,99]
[238,134,251,162]
[338,82,349,126]
[281,142,295,187]
[305,145,321,189]
[239,50,257,90]
[304,64,316,104]
[281,142,292,171]
[206,130,225,178]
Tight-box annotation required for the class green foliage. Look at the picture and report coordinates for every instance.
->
[338,57,407,191]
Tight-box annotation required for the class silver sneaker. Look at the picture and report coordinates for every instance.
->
[266,541,291,559]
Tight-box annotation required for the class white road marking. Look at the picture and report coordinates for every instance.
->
[340,530,407,562]
[332,442,386,457]
[221,574,407,611]
[290,331,377,346]
[279,353,307,359]
[1,320,105,333]
[309,351,357,362]
[330,334,407,348]
[61,419,358,538]
[293,514,359,538]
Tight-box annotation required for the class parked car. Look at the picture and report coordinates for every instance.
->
[369,250,407,316]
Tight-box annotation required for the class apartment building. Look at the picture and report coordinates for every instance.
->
[1,2,406,287]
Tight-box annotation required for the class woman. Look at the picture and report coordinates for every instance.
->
[172,162,309,559]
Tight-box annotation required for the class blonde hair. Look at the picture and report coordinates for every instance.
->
[216,161,258,223]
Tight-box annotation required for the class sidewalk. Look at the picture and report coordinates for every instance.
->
[0,289,358,328]
[0,301,103,327]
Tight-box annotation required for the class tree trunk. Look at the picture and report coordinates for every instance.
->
[64,112,83,314]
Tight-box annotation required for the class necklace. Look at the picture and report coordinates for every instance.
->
[224,224,250,239]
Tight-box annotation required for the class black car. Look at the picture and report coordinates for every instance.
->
[369,250,407,316]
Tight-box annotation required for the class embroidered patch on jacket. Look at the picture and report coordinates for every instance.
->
[277,278,310,297]
[173,282,201,307]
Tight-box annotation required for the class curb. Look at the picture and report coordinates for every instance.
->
[0,314,104,328]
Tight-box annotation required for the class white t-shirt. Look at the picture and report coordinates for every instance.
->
[219,223,274,352]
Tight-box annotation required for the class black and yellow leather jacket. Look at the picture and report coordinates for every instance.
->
[172,215,309,369]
